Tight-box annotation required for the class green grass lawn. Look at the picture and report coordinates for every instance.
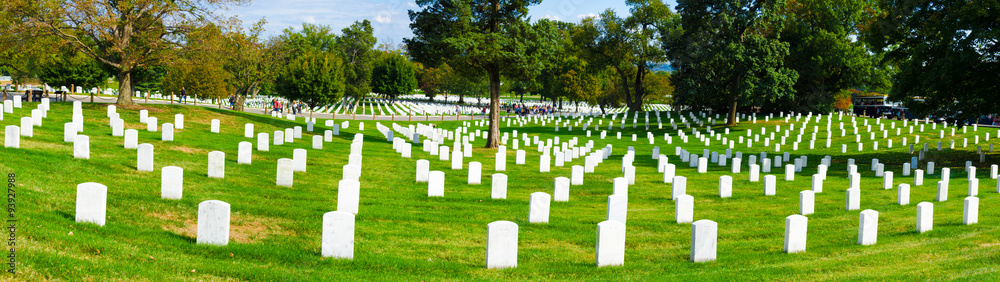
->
[2,102,999,280]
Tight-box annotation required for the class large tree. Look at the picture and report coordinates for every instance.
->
[867,0,1000,124]
[161,24,231,101]
[223,19,282,112]
[774,0,889,113]
[371,52,418,103]
[273,51,345,113]
[407,0,558,148]
[574,0,678,113]
[669,0,799,126]
[338,20,377,113]
[275,23,345,112]
[8,0,233,105]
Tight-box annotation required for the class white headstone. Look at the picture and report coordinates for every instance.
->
[337,180,361,214]
[916,202,933,233]
[606,194,628,224]
[595,220,626,267]
[529,192,551,224]
[554,177,570,202]
[964,196,979,225]
[571,165,584,185]
[719,176,732,198]
[137,143,154,171]
[257,133,269,151]
[846,188,860,210]
[800,190,814,215]
[73,135,90,159]
[75,182,108,226]
[322,211,356,259]
[764,175,776,196]
[293,149,307,172]
[898,184,910,205]
[936,181,948,202]
[672,176,687,200]
[491,173,508,199]
[124,129,138,149]
[416,159,430,182]
[428,171,445,197]
[276,158,294,187]
[675,194,694,224]
[64,122,77,142]
[486,221,519,269]
[210,119,220,133]
[161,166,184,199]
[858,209,879,245]
[206,151,225,178]
[196,200,231,245]
[690,220,718,262]
[784,214,808,253]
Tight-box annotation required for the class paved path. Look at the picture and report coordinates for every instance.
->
[4,92,491,121]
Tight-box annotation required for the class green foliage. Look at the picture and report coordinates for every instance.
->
[772,0,889,113]
[407,0,559,147]
[574,0,678,112]
[643,71,674,104]
[371,52,418,101]
[35,50,110,91]
[161,24,232,100]
[670,0,798,125]
[223,19,283,111]
[274,51,345,107]
[417,63,452,100]
[338,20,377,103]
[867,0,1000,123]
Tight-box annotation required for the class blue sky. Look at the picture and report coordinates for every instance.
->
[220,0,678,46]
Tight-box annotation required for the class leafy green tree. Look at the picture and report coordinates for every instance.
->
[418,63,452,101]
[338,20,377,113]
[407,1,559,148]
[773,0,889,113]
[274,51,345,110]
[574,0,678,113]
[223,19,283,111]
[161,24,232,101]
[7,0,236,105]
[35,50,110,92]
[669,0,798,126]
[371,52,418,103]
[643,71,674,105]
[866,0,1000,124]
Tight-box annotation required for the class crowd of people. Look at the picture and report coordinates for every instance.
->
[493,103,554,117]
[270,98,306,116]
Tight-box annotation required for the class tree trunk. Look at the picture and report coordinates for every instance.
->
[485,70,501,149]
[519,91,524,103]
[352,95,362,113]
[234,94,247,111]
[116,70,135,105]
[631,67,645,113]
[727,93,738,127]
[459,92,464,104]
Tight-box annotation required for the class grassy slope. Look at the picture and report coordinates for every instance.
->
[1,102,998,280]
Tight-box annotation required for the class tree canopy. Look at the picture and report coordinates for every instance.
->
[670,0,799,126]
[371,52,418,103]
[867,0,1000,124]
[407,0,559,148]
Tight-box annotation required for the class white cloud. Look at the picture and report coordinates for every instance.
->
[374,13,391,23]
[541,14,561,21]
[302,15,317,23]
[577,13,598,19]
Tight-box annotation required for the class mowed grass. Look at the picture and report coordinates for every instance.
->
[1,102,999,280]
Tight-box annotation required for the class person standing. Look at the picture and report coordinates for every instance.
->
[180,87,187,103]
